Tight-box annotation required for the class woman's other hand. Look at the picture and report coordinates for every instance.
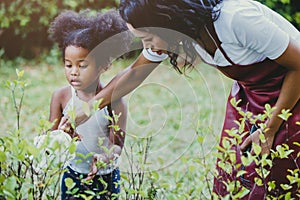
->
[240,128,276,156]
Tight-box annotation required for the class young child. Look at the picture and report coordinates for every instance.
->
[48,9,131,199]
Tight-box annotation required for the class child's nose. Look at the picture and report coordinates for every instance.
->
[71,66,79,75]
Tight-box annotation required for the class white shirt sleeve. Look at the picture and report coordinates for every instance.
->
[142,48,168,62]
[231,7,289,60]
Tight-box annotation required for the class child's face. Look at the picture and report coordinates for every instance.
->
[64,45,101,91]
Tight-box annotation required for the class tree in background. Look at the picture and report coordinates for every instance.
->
[0,0,299,60]
[0,0,119,59]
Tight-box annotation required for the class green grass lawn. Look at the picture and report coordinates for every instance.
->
[0,57,233,198]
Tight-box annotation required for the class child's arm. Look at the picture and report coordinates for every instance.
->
[49,89,64,130]
[49,86,73,133]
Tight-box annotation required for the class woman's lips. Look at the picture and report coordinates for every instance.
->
[156,50,162,55]
[151,49,166,55]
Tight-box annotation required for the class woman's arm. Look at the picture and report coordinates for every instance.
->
[241,40,300,155]
[268,40,300,133]
[75,53,161,125]
[85,98,127,181]
[109,98,127,149]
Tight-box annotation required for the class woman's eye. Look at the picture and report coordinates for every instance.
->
[65,64,72,68]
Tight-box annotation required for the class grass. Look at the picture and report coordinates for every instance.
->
[0,57,233,198]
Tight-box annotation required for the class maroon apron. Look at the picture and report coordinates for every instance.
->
[213,59,300,199]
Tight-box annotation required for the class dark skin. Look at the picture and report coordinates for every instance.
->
[73,21,300,156]
[50,45,127,181]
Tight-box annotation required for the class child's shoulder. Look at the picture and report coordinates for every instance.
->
[51,85,72,104]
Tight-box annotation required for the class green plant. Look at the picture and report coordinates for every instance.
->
[121,135,160,200]
[212,99,300,199]
[0,69,76,199]
[0,0,119,59]
[258,0,300,29]
[1,65,299,199]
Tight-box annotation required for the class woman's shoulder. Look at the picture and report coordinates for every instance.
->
[215,0,276,41]
[217,0,266,24]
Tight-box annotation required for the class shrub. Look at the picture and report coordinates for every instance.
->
[1,68,299,199]
[0,0,119,59]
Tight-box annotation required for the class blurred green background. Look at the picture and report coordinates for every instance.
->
[0,0,299,60]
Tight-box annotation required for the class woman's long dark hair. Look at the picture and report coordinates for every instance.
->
[119,0,222,72]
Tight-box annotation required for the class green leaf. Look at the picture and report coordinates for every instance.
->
[280,184,292,190]
[16,69,24,78]
[64,178,76,190]
[230,98,242,108]
[92,99,103,112]
[253,143,261,156]
[197,135,204,144]
[236,170,247,178]
[254,177,263,186]
[280,0,290,4]
[0,151,6,162]
[259,132,266,143]
[268,181,276,191]
[263,104,276,118]
[69,142,77,154]
[278,109,292,121]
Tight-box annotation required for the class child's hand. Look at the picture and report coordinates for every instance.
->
[85,154,107,181]
[74,108,90,126]
[58,116,81,140]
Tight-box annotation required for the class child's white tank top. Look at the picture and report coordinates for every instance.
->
[62,86,114,175]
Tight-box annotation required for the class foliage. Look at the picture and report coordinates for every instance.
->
[0,0,119,59]
[0,65,299,199]
[0,69,76,199]
[0,0,118,35]
[0,0,299,59]
[258,0,300,28]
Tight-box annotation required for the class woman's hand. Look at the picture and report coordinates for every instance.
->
[240,128,276,155]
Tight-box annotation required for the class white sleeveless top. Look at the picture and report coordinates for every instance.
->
[63,86,115,175]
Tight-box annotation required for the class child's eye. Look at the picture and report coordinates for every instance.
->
[79,65,88,68]
[65,64,72,68]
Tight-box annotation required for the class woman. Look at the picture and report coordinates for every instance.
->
[69,0,300,198]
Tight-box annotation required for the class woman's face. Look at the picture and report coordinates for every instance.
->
[64,45,102,92]
[127,23,168,55]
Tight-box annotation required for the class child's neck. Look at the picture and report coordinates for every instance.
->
[75,83,101,102]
